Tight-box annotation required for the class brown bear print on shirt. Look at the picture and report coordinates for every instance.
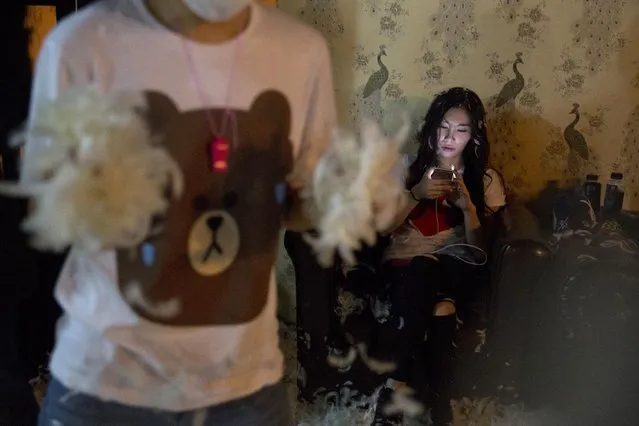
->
[116,90,294,326]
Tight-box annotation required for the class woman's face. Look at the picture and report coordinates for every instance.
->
[436,107,472,161]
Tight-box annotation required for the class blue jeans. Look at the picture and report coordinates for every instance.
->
[38,378,293,426]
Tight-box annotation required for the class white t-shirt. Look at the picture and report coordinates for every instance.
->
[384,169,506,262]
[23,0,336,411]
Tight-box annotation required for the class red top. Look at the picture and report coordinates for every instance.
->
[407,197,461,236]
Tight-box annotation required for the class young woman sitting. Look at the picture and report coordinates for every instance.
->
[335,87,507,426]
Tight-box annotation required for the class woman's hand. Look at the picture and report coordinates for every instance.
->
[411,167,454,200]
[448,170,475,212]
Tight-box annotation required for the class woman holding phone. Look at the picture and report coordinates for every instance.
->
[340,88,507,425]
[381,87,506,425]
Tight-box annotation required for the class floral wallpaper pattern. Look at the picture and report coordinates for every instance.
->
[278,0,639,207]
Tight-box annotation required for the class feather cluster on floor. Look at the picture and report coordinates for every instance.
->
[279,324,563,426]
[0,86,183,252]
[303,115,411,267]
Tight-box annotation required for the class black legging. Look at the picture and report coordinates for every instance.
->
[340,254,483,420]
[370,255,479,377]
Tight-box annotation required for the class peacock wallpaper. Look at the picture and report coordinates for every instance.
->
[278,0,639,208]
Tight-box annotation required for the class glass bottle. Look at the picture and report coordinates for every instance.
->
[582,174,601,215]
[603,172,624,215]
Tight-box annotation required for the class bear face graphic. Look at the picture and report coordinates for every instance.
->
[116,90,294,326]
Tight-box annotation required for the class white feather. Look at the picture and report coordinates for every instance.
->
[304,114,410,267]
[0,86,183,252]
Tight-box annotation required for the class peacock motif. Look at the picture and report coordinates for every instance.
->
[563,103,589,161]
[362,46,389,99]
[495,52,524,108]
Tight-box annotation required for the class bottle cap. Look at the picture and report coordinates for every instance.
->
[611,172,623,180]
[586,174,598,181]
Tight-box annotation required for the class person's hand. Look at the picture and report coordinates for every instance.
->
[447,170,475,212]
[410,167,454,200]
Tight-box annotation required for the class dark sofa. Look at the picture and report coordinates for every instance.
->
[284,202,552,405]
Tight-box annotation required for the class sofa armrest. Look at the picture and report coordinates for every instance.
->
[283,231,344,400]
[489,203,552,317]
[498,203,550,248]
[463,204,548,324]
[480,204,553,398]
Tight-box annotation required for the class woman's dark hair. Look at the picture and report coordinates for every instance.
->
[406,87,491,221]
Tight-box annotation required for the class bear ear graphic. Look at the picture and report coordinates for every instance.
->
[249,90,292,137]
[143,91,180,133]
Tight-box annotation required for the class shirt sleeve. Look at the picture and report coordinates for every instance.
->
[19,36,72,185]
[291,39,337,182]
[20,27,109,185]
[484,168,507,211]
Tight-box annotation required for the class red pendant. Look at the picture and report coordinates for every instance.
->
[210,137,229,172]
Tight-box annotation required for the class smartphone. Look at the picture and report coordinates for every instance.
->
[430,168,455,181]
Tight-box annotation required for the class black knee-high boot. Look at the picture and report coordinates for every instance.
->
[424,314,457,426]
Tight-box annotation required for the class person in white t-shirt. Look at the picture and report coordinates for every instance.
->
[24,1,336,425]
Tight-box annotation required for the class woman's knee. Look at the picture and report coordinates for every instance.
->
[408,255,440,271]
[432,300,456,316]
